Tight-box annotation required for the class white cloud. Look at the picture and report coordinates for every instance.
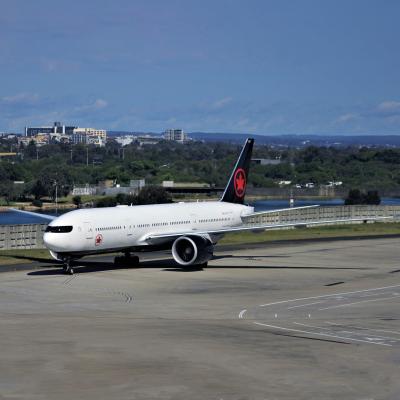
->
[377,101,400,113]
[73,98,108,113]
[2,92,39,105]
[93,99,108,109]
[40,59,81,73]
[373,101,400,118]
[335,113,359,124]
[211,96,233,110]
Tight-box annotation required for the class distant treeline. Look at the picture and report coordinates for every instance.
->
[0,138,400,204]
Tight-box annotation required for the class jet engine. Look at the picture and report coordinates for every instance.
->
[49,250,62,261]
[172,236,214,266]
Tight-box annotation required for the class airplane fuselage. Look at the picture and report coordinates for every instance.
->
[43,201,254,259]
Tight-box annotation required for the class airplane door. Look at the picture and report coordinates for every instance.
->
[127,221,133,237]
[84,222,94,239]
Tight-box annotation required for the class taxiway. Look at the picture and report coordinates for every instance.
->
[0,237,399,399]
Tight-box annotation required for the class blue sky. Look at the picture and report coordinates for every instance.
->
[1,0,399,134]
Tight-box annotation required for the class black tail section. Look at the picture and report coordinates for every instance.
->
[220,138,254,204]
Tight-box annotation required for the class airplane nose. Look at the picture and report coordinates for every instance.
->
[43,232,61,251]
[43,232,53,249]
[43,231,76,252]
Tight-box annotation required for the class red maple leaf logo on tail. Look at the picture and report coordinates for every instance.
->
[234,168,246,197]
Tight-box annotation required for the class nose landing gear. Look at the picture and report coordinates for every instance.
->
[62,258,74,275]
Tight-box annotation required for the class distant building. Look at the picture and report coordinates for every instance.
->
[137,135,162,146]
[252,158,281,165]
[130,179,145,190]
[24,122,106,147]
[162,180,210,188]
[326,181,343,187]
[0,133,19,139]
[162,180,175,188]
[49,132,71,144]
[164,129,188,143]
[72,179,145,197]
[278,180,292,186]
[35,133,50,146]
[25,122,76,137]
[71,127,107,146]
[115,135,137,146]
[18,133,49,147]
[72,184,97,196]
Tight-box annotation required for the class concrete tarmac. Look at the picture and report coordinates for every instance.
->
[1,237,400,399]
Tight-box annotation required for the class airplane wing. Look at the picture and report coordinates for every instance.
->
[9,208,56,222]
[143,215,391,245]
[242,205,320,218]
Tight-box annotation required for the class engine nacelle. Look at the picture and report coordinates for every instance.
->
[172,236,214,266]
[49,250,62,261]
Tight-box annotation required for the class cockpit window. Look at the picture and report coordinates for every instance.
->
[45,225,73,233]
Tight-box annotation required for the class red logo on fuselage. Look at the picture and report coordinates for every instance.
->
[95,234,103,246]
[234,168,246,198]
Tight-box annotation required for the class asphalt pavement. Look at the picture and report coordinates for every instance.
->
[0,237,399,399]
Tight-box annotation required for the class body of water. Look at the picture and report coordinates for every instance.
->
[250,198,344,212]
[1,197,400,225]
[0,209,66,225]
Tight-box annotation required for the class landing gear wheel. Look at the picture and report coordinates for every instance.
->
[182,262,207,271]
[197,262,208,268]
[62,262,74,275]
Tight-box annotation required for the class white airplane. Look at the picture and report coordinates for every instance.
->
[15,138,384,274]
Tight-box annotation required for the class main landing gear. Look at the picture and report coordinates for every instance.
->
[114,252,139,267]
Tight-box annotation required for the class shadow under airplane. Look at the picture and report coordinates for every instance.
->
[27,255,370,276]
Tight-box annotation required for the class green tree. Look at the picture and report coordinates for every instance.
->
[137,186,172,205]
[72,195,82,208]
[344,189,381,205]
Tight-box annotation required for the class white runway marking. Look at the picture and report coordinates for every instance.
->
[259,284,400,307]
[253,322,392,347]
[293,322,331,330]
[324,322,400,341]
[242,283,400,347]
[318,295,400,310]
[295,322,400,342]
[371,329,400,336]
[287,301,324,310]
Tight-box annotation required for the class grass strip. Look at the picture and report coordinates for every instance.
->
[219,222,400,245]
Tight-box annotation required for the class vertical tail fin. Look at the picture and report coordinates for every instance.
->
[220,138,254,204]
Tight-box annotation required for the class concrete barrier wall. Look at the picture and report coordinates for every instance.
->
[242,205,400,226]
[0,224,47,250]
[0,205,399,251]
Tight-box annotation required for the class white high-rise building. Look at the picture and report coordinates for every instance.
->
[163,129,188,143]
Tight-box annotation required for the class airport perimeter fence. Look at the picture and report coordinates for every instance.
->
[0,206,400,251]
[0,224,47,251]
[242,205,400,226]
